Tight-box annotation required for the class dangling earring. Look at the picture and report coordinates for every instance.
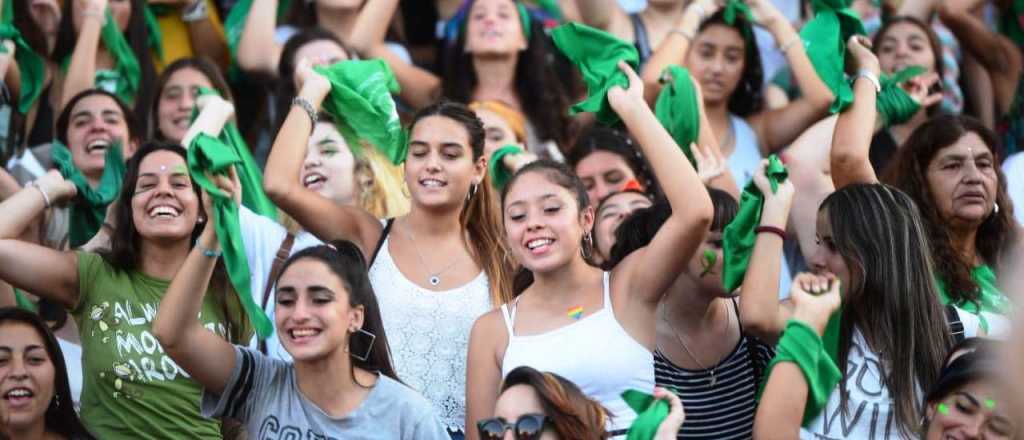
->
[994,202,1000,214]
[580,232,593,260]
[466,183,479,202]
[348,327,376,362]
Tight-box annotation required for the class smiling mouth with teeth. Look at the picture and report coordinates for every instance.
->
[526,238,554,250]
[303,174,327,188]
[148,206,181,218]
[86,139,111,154]
[290,328,321,339]
[420,179,446,188]
[3,388,33,400]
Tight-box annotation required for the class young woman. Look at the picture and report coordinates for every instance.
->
[0,141,248,438]
[150,57,233,144]
[466,62,713,438]
[567,126,655,206]
[0,307,93,440]
[591,186,653,265]
[152,198,449,439]
[920,344,1017,439]
[832,36,1018,328]
[264,63,513,436]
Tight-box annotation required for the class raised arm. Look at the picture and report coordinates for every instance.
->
[153,178,238,396]
[181,0,231,70]
[747,0,835,155]
[575,0,626,34]
[262,61,382,258]
[346,0,401,56]
[640,0,719,104]
[182,93,236,148]
[830,36,880,189]
[236,0,282,77]
[60,0,106,110]
[365,44,441,110]
[612,61,714,307]
[937,0,1023,115]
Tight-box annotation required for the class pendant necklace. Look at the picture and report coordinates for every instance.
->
[402,223,462,287]
[661,300,730,387]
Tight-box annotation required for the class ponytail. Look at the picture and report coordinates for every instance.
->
[462,173,516,305]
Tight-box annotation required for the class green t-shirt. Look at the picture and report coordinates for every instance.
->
[72,252,226,439]
[937,265,1011,331]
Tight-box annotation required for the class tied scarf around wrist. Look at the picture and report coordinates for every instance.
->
[800,0,866,113]
[757,316,843,425]
[875,66,926,127]
[622,389,672,440]
[191,87,278,219]
[314,59,407,165]
[51,141,126,248]
[187,133,273,339]
[551,22,639,125]
[0,0,46,114]
[721,154,788,293]
[653,65,701,167]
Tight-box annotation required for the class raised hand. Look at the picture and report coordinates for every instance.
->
[692,142,726,184]
[294,58,333,105]
[80,0,108,21]
[752,158,795,221]
[788,272,842,335]
[745,0,787,29]
[608,61,646,115]
[654,387,686,440]
[902,72,944,108]
[847,35,881,77]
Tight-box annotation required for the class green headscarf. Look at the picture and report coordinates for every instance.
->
[0,0,46,114]
[51,140,126,248]
[622,389,672,440]
[313,59,407,165]
[875,66,926,127]
[187,133,273,339]
[721,154,788,293]
[551,22,639,125]
[653,65,701,167]
[800,0,866,113]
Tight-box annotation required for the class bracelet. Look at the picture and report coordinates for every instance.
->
[853,69,881,93]
[669,28,695,42]
[755,225,786,240]
[292,97,318,126]
[181,0,208,22]
[200,247,222,258]
[778,35,801,54]
[82,10,107,26]
[26,181,51,209]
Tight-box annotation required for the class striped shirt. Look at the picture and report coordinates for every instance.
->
[654,332,774,439]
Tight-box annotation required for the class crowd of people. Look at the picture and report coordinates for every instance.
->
[0,0,1022,438]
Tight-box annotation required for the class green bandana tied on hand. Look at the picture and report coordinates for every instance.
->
[51,141,125,248]
[622,389,672,440]
[97,8,142,105]
[314,60,407,165]
[187,133,273,339]
[875,66,926,127]
[0,0,46,114]
[721,154,788,293]
[654,65,701,167]
[757,317,843,425]
[551,22,639,125]
[800,0,866,113]
[191,87,277,219]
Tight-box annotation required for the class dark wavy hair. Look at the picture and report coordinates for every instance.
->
[696,10,764,117]
[567,125,660,199]
[408,101,515,305]
[52,0,157,124]
[820,183,953,437]
[97,142,250,343]
[0,307,94,439]
[55,88,144,147]
[273,241,398,385]
[498,366,610,439]
[873,15,944,115]
[151,57,234,141]
[881,115,1017,307]
[273,28,352,131]
[441,0,574,146]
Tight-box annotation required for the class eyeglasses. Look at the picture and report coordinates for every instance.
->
[477,414,549,440]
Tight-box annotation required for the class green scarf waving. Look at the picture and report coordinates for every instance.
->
[0,0,46,114]
[800,0,866,113]
[187,133,273,339]
[191,88,277,219]
[551,22,639,125]
[51,141,126,248]
[654,65,701,167]
[314,59,407,165]
[622,390,672,440]
[142,5,164,62]
[875,66,926,127]
[75,8,141,106]
[721,154,788,293]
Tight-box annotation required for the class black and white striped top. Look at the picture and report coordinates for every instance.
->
[654,330,774,440]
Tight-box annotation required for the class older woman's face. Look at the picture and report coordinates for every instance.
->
[925,132,999,229]
[925,378,1017,440]
[876,21,937,75]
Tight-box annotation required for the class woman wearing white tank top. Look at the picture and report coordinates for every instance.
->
[466,63,716,439]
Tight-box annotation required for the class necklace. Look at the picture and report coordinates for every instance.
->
[661,300,730,387]
[402,222,462,286]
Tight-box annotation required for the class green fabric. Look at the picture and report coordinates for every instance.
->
[488,144,523,190]
[71,251,225,439]
[937,265,1011,332]
[999,0,1024,47]
[622,389,671,440]
[14,288,38,312]
[191,87,277,219]
[800,0,866,113]
[51,141,125,248]
[653,65,700,167]
[187,133,273,340]
[551,23,639,125]
[757,319,843,426]
[314,60,407,165]
[99,8,142,105]
[0,0,46,114]
[722,0,757,53]
[721,154,788,293]
[875,66,925,127]
[535,0,564,21]
[143,5,164,62]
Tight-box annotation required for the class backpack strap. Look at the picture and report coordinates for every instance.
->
[258,233,295,354]
[368,219,395,267]
[945,304,966,345]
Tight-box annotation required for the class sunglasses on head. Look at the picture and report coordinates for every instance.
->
[477,413,549,440]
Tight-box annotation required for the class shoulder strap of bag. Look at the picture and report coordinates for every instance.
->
[945,304,966,345]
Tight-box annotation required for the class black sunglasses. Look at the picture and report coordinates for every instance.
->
[477,414,549,440]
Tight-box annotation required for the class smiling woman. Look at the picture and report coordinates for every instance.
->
[151,57,233,144]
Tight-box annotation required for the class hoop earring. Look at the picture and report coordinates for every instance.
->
[348,327,376,362]
[994,202,1000,214]
[466,183,479,202]
[580,232,593,260]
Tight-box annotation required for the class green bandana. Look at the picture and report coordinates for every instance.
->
[314,60,407,165]
[0,0,46,114]
[653,65,700,167]
[187,133,273,339]
[800,0,866,113]
[191,87,277,219]
[14,288,38,312]
[622,389,672,440]
[551,22,639,125]
[757,318,843,425]
[937,265,1011,332]
[95,8,141,105]
[721,154,788,293]
[875,66,925,127]
[488,144,524,190]
[723,0,757,51]
[143,5,164,62]
[51,141,126,248]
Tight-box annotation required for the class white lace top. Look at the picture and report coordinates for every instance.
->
[367,232,491,433]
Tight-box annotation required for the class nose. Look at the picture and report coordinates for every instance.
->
[710,55,726,73]
[291,298,312,322]
[304,152,322,168]
[961,160,984,184]
[807,245,829,274]
[179,90,196,111]
[424,151,442,173]
[961,415,984,439]
[8,358,28,379]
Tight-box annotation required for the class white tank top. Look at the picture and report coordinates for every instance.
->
[368,231,491,433]
[500,273,655,435]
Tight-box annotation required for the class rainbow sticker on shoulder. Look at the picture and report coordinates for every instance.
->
[567,306,584,320]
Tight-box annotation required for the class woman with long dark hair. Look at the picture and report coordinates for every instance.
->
[0,307,93,439]
[150,57,233,144]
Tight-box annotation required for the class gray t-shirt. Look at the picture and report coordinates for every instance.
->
[202,346,450,440]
